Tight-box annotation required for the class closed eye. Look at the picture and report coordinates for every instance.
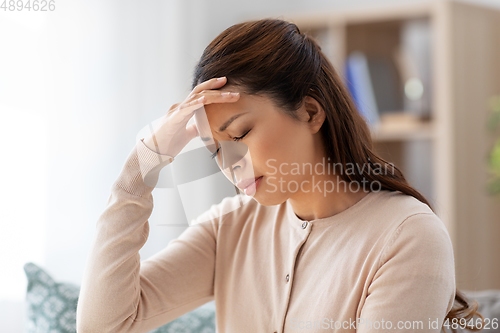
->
[211,129,251,159]
[232,129,251,141]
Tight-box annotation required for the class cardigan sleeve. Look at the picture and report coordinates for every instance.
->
[76,138,217,333]
[357,212,456,333]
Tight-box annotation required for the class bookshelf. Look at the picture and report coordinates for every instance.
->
[283,0,500,290]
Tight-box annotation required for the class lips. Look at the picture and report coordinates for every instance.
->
[237,176,263,191]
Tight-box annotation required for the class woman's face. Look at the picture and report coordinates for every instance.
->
[198,88,326,206]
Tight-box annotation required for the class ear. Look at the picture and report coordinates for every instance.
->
[301,95,326,134]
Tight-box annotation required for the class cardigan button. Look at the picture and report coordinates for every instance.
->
[301,221,308,229]
[285,274,290,282]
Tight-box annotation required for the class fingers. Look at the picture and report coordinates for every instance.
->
[177,90,240,117]
[176,97,206,116]
[193,90,240,106]
[192,76,227,95]
[167,76,239,126]
[201,90,240,106]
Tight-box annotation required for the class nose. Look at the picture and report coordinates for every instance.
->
[218,141,249,170]
[232,163,241,172]
[218,145,252,185]
[222,155,245,182]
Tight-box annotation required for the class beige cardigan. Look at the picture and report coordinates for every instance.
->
[76,138,456,333]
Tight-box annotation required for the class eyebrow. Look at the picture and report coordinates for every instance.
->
[199,112,249,142]
[218,112,248,132]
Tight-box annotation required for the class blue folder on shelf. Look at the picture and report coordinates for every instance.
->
[344,51,380,127]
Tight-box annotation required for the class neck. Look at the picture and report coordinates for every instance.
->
[287,161,370,222]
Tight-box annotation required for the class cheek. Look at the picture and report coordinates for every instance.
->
[274,123,310,159]
[250,120,310,173]
[246,136,269,169]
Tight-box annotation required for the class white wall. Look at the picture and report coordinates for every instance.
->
[2,0,500,332]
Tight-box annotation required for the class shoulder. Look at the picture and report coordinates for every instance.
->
[382,212,453,257]
[375,190,449,241]
[365,190,453,263]
[374,210,456,312]
[370,189,435,219]
[373,192,454,271]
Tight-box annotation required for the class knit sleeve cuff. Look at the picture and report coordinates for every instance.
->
[113,138,175,198]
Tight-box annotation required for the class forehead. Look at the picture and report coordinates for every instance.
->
[202,91,276,126]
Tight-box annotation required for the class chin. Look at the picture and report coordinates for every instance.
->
[248,191,288,207]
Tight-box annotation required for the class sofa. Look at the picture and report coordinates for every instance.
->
[443,290,500,333]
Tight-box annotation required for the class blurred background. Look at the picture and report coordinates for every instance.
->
[1,0,500,331]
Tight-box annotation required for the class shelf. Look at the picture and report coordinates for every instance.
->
[276,0,500,290]
[370,113,434,142]
[287,1,433,27]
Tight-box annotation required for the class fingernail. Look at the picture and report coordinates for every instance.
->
[230,92,239,96]
[217,77,226,81]
[221,92,231,96]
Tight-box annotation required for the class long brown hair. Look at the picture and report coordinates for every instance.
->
[192,18,484,332]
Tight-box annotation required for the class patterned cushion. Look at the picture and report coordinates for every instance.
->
[24,262,79,333]
[24,262,216,333]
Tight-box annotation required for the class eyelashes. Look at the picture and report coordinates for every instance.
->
[233,129,251,141]
[210,145,220,160]
[210,129,251,159]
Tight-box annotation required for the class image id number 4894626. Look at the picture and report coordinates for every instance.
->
[1,0,55,11]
